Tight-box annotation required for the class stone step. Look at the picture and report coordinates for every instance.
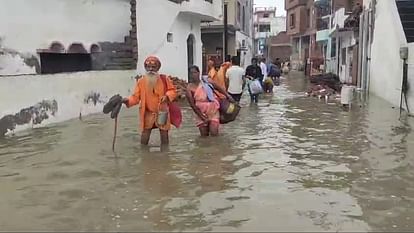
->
[99,43,133,52]
[125,36,137,45]
[130,31,137,38]
[111,51,133,58]
[104,64,136,70]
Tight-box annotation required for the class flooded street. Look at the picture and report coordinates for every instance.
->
[1,71,414,232]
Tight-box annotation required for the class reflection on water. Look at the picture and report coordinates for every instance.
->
[1,72,414,231]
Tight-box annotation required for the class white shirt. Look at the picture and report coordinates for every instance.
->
[226,65,245,94]
[260,62,268,79]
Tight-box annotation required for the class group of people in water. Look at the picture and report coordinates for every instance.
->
[121,55,287,146]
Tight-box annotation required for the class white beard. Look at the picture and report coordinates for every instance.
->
[146,72,159,91]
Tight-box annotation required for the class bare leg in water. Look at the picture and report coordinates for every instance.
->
[199,125,210,137]
[160,129,169,145]
[209,122,219,136]
[198,122,219,137]
[141,129,152,145]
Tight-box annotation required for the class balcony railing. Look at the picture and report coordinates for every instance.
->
[316,18,329,30]
[168,0,213,4]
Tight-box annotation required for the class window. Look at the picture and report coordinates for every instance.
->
[290,13,295,28]
[259,24,271,32]
[263,13,269,18]
[167,33,173,42]
[39,53,92,74]
[307,9,311,28]
[39,43,92,74]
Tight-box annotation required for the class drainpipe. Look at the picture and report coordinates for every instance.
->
[224,3,228,62]
[366,7,373,94]
[400,46,409,116]
[357,11,364,89]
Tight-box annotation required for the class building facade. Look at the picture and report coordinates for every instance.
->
[253,7,286,57]
[360,0,414,112]
[201,0,254,71]
[267,31,292,62]
[285,0,323,74]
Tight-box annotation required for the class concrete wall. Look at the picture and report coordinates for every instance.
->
[0,0,131,75]
[136,0,221,81]
[272,17,287,35]
[368,0,407,107]
[0,70,136,136]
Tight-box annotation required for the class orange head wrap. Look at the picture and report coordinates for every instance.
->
[144,56,161,71]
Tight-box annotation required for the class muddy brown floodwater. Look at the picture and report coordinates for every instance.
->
[1,72,414,232]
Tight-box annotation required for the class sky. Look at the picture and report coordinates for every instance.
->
[254,0,286,16]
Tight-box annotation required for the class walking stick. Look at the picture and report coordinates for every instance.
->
[103,94,123,153]
[112,116,118,152]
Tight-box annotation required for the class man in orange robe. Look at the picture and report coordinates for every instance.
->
[211,57,231,98]
[207,59,217,80]
[123,56,177,145]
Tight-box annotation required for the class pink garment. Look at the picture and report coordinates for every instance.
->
[194,84,220,127]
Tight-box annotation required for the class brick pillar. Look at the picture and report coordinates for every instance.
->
[130,0,138,64]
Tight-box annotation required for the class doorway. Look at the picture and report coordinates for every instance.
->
[187,34,195,69]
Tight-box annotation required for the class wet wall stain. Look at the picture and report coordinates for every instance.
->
[84,92,104,106]
[0,100,58,137]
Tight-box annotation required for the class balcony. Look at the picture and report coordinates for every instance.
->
[256,17,273,23]
[255,31,274,39]
[172,0,222,22]
[316,29,330,41]
[316,17,329,31]
[314,0,330,7]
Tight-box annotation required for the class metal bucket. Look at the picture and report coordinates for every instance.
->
[157,110,168,126]
[341,85,354,105]
[157,103,169,126]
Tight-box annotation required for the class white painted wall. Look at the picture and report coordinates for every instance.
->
[0,71,136,135]
[235,31,253,68]
[272,17,287,35]
[0,0,131,75]
[136,0,221,81]
[368,0,407,107]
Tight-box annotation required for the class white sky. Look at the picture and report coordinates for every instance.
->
[254,0,286,16]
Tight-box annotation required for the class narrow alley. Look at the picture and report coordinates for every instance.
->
[1,72,413,231]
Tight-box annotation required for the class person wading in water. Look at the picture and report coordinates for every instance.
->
[245,57,263,103]
[123,56,177,145]
[186,65,235,137]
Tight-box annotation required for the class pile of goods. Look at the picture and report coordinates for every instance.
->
[309,73,341,92]
[306,84,336,99]
[306,73,342,101]
[169,76,188,100]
